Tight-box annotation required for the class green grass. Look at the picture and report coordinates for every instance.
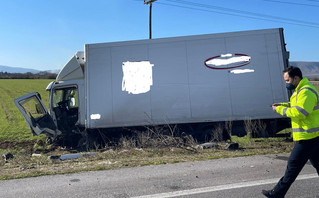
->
[0,79,52,142]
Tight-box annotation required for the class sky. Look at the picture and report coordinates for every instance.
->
[0,0,318,71]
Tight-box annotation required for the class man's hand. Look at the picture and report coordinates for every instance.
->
[272,103,281,111]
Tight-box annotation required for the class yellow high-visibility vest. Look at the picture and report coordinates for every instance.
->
[276,78,319,141]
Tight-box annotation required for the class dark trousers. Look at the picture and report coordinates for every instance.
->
[273,136,319,196]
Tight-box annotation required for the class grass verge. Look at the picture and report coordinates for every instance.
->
[0,135,294,181]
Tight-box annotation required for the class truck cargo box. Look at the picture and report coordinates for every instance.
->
[14,28,290,142]
[85,28,289,129]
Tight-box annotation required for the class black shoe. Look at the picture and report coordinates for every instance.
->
[262,189,283,198]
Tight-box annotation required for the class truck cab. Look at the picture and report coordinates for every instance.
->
[14,52,85,138]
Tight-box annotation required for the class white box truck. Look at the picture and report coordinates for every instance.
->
[14,28,290,146]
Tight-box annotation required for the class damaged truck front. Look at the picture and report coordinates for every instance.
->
[15,28,291,147]
[15,51,85,145]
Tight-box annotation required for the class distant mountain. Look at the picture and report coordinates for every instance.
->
[0,65,59,74]
[45,69,60,74]
[290,61,319,80]
[0,65,40,74]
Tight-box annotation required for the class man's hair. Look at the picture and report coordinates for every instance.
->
[283,66,303,79]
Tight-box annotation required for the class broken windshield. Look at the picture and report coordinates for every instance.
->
[52,87,78,109]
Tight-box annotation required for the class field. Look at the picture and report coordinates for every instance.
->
[0,79,52,143]
[1,79,319,144]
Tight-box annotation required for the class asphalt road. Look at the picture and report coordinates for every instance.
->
[0,153,318,198]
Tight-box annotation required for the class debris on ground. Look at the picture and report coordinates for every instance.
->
[1,152,14,162]
[196,142,219,149]
[48,152,98,161]
[32,153,42,157]
[225,142,239,150]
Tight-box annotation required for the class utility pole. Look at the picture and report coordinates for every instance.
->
[144,0,157,39]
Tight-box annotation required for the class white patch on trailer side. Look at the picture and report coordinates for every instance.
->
[205,53,251,69]
[90,114,101,120]
[208,54,250,66]
[122,61,154,94]
[230,69,255,74]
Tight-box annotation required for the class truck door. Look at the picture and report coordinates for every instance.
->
[14,92,61,137]
[51,87,79,132]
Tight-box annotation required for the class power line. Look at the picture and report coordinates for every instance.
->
[264,0,319,8]
[165,0,319,25]
[157,0,319,28]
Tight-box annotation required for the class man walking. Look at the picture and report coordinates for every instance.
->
[262,66,319,197]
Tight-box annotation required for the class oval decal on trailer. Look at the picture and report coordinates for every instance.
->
[204,53,251,70]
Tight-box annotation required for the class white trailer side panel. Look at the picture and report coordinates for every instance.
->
[85,28,289,128]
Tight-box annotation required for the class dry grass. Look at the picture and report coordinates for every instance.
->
[244,118,267,138]
[0,120,294,180]
[0,133,294,180]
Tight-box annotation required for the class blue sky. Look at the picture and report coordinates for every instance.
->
[0,0,318,71]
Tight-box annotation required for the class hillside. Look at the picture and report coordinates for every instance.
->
[0,65,59,74]
[0,65,40,74]
[290,61,319,80]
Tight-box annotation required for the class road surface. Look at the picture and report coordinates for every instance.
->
[0,153,318,198]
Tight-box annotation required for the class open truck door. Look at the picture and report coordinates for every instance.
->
[14,92,61,137]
